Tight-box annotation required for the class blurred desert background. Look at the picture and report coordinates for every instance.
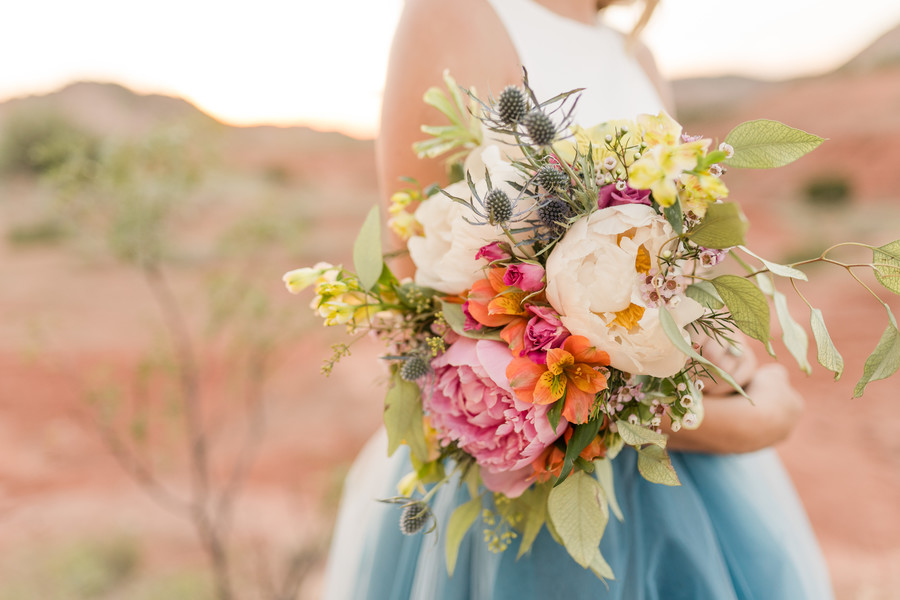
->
[2,10,900,600]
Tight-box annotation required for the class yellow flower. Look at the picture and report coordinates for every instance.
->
[637,111,682,147]
[282,262,335,294]
[679,171,730,216]
[388,210,423,241]
[628,140,706,207]
[553,119,638,168]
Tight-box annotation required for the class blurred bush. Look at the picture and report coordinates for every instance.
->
[803,175,853,208]
[0,110,100,177]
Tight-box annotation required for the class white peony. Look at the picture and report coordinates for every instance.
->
[544,204,704,377]
[408,144,528,295]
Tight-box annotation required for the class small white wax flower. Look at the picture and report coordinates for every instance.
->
[680,395,695,408]
[615,180,627,191]
[605,134,613,143]
[633,152,642,160]
[695,379,706,391]
[676,383,687,392]
[682,413,698,428]
[719,142,735,159]
[708,164,724,177]
[650,417,662,427]
[604,174,613,184]
[603,156,617,171]
[627,413,640,425]
[662,250,673,259]
[671,420,682,432]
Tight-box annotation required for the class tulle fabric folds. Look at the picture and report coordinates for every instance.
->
[322,429,833,600]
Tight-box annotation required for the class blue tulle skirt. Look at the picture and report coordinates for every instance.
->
[322,430,833,600]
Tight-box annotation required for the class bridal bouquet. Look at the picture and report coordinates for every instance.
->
[284,72,900,578]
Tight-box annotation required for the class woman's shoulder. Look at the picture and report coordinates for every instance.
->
[391,0,520,90]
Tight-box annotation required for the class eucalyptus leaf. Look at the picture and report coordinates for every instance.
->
[516,483,551,559]
[353,205,383,291]
[384,372,429,462]
[873,240,900,296]
[616,420,667,449]
[739,246,808,280]
[439,300,503,341]
[853,307,900,397]
[809,308,844,381]
[445,494,483,576]
[756,275,811,374]
[547,471,608,568]
[636,445,681,486]
[686,202,748,249]
[593,458,623,522]
[663,201,684,235]
[588,549,616,581]
[686,281,724,310]
[711,275,771,346]
[723,120,825,169]
[659,306,749,397]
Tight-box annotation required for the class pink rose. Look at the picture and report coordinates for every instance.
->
[475,241,510,263]
[523,305,570,364]
[598,184,652,209]
[426,338,566,497]
[502,263,545,292]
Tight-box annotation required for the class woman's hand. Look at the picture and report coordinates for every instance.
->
[665,363,804,454]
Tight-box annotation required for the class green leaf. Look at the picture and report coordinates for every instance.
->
[723,119,825,169]
[615,420,667,449]
[663,201,684,235]
[873,240,900,295]
[588,548,616,581]
[438,300,503,341]
[853,306,900,397]
[547,470,608,568]
[445,494,482,576]
[739,246,808,281]
[516,483,551,559]
[383,372,428,462]
[685,281,724,310]
[546,399,564,433]
[686,202,748,249]
[658,306,749,397]
[809,308,844,381]
[353,205,383,291]
[756,275,811,374]
[556,418,603,486]
[711,274,771,346]
[593,458,623,522]
[636,445,681,486]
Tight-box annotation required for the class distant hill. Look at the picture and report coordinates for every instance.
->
[838,23,900,72]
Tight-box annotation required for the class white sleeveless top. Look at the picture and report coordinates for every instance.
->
[484,0,665,124]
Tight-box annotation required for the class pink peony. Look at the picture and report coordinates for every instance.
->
[502,263,545,292]
[598,183,652,209]
[426,337,567,497]
[523,305,570,364]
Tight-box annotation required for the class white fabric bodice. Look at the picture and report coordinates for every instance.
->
[484,0,665,123]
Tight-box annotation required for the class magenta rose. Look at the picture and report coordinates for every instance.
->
[598,183,652,209]
[502,263,545,292]
[426,337,567,497]
[523,305,570,364]
[475,241,510,263]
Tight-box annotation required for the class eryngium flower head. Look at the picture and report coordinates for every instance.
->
[484,188,513,225]
[497,86,528,124]
[535,164,569,191]
[400,356,430,381]
[522,110,556,146]
[538,198,572,232]
[400,502,431,535]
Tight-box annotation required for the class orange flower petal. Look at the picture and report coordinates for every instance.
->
[506,357,545,403]
[534,371,565,405]
[568,364,608,394]
[488,267,507,293]
[500,318,528,357]
[546,347,575,375]
[562,336,610,367]
[561,386,596,424]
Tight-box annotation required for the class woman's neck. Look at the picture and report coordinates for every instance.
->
[531,0,600,26]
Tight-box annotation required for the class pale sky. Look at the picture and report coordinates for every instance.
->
[2,0,899,138]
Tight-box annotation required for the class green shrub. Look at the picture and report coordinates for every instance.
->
[803,175,852,208]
